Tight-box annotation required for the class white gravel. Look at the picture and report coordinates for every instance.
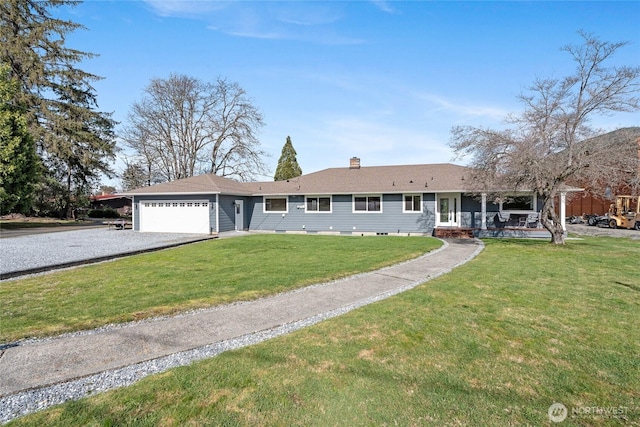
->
[566,223,640,239]
[0,228,212,278]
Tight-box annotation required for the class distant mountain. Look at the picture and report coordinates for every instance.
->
[585,127,640,149]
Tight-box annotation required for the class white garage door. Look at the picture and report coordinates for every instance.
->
[139,200,210,234]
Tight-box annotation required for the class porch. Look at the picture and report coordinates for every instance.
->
[434,226,552,239]
[471,191,566,239]
[473,211,551,238]
[474,228,552,239]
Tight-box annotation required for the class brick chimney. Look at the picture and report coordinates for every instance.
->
[350,157,361,169]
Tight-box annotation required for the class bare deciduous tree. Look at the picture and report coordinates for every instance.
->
[580,127,640,199]
[122,74,268,183]
[450,32,640,244]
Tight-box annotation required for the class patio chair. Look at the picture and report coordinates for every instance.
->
[527,212,541,228]
[497,211,511,223]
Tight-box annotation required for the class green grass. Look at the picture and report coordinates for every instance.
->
[0,235,441,343]
[7,236,639,426]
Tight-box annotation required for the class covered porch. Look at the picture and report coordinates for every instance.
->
[433,191,568,239]
[473,192,568,238]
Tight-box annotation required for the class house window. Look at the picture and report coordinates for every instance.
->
[172,202,178,207]
[404,194,422,212]
[264,197,288,212]
[306,196,331,212]
[501,195,535,211]
[354,195,382,212]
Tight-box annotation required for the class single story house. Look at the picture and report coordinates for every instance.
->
[89,193,132,216]
[125,158,572,238]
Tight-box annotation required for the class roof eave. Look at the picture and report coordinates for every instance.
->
[125,191,222,196]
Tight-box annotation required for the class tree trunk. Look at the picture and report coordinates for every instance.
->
[64,168,73,219]
[540,195,566,244]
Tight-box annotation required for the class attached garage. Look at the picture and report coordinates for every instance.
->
[139,200,211,234]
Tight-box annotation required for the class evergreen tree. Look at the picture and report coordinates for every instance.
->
[274,136,302,181]
[121,161,149,191]
[0,64,39,214]
[0,0,116,217]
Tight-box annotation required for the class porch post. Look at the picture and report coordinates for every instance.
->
[481,193,487,230]
[560,192,566,231]
[215,194,219,234]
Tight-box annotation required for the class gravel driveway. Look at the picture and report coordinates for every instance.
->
[566,223,640,240]
[0,228,214,279]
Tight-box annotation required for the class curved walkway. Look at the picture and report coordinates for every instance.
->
[0,238,483,423]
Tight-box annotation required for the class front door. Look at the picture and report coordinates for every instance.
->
[437,193,460,227]
[234,200,244,231]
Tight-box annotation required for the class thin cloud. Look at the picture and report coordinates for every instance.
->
[142,0,365,44]
[417,93,509,120]
[369,0,398,14]
[320,115,453,164]
[143,0,228,17]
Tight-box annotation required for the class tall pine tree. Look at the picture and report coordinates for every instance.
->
[0,64,39,214]
[274,136,302,181]
[0,0,116,217]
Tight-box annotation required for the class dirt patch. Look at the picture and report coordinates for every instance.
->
[0,214,67,222]
[566,223,640,240]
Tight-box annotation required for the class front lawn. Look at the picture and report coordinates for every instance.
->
[0,234,440,343]
[7,236,639,426]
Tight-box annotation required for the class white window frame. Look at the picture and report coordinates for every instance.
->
[353,195,383,213]
[263,196,288,213]
[305,196,332,213]
[403,194,423,213]
[499,193,537,213]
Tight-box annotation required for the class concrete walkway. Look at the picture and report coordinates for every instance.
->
[0,238,482,421]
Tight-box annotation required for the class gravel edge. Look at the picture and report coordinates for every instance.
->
[0,239,484,424]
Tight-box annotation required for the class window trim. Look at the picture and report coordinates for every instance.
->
[403,194,423,213]
[352,194,383,213]
[263,196,288,213]
[305,195,332,213]
[499,193,537,213]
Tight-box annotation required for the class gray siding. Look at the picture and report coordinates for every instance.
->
[249,193,436,235]
[218,195,235,232]
[461,195,493,228]
[218,195,251,232]
[132,191,546,235]
[132,198,140,231]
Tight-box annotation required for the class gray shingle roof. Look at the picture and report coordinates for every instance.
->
[255,163,470,195]
[124,163,472,196]
[124,173,257,196]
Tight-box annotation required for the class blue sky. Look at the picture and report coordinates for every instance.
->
[55,1,640,188]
